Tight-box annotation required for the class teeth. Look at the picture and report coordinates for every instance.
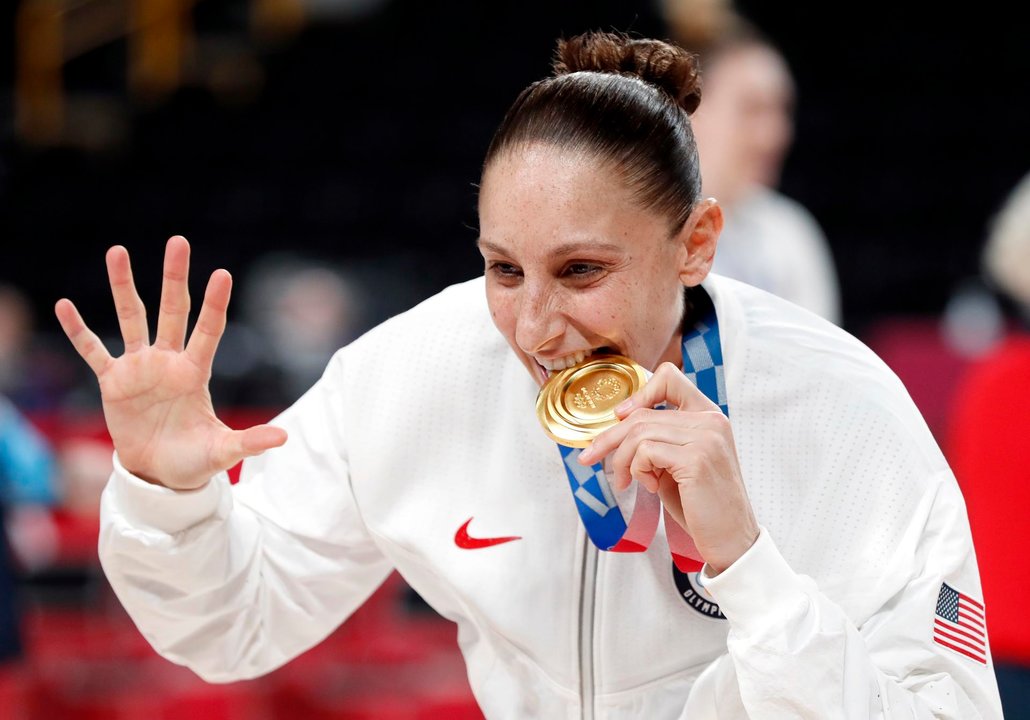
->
[537,348,594,372]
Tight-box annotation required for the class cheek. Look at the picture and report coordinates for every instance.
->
[632,264,684,332]
[571,277,631,318]
[578,280,674,343]
[485,285,516,339]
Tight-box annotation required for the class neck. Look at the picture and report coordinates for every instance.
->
[656,333,684,369]
[654,284,708,370]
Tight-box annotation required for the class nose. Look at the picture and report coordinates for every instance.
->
[514,281,564,354]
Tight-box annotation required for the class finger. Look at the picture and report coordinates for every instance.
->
[185,269,232,370]
[607,421,698,493]
[213,425,288,470]
[578,408,712,466]
[54,299,113,376]
[614,362,720,419]
[106,246,149,352]
[630,440,693,505]
[155,235,191,351]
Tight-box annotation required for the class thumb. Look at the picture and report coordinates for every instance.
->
[214,425,288,469]
[237,424,288,456]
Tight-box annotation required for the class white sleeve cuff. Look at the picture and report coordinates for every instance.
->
[699,526,812,636]
[107,451,232,534]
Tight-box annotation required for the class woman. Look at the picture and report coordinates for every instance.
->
[663,0,841,323]
[55,32,1000,718]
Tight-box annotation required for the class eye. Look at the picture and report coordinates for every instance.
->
[564,263,601,278]
[489,262,522,279]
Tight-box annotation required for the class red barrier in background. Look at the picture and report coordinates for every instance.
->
[860,317,973,442]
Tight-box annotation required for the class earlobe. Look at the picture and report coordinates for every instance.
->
[678,199,724,286]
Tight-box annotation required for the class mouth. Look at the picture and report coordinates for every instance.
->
[531,346,618,384]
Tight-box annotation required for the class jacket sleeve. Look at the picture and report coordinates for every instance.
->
[683,474,1003,719]
[98,352,393,682]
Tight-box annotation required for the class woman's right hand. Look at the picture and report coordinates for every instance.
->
[55,236,288,490]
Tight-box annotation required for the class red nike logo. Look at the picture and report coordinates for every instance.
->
[454,518,521,549]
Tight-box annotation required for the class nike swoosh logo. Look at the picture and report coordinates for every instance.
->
[454,517,521,549]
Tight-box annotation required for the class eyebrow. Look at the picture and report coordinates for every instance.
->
[476,238,625,256]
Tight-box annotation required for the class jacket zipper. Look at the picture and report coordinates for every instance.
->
[579,532,598,720]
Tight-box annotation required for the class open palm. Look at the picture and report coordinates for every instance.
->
[55,236,287,490]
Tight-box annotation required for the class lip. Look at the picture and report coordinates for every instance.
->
[533,360,549,386]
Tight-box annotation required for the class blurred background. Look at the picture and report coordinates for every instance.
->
[0,0,1028,717]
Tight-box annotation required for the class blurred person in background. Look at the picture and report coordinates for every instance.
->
[0,393,59,664]
[0,285,63,664]
[663,0,842,323]
[0,288,31,396]
[948,171,1030,719]
[190,254,368,408]
[0,284,81,411]
[53,31,1001,718]
[240,255,367,403]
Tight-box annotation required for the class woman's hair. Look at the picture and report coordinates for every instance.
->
[482,31,704,232]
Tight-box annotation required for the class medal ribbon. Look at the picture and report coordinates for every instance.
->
[556,291,727,571]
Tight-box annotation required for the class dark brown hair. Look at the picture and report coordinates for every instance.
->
[482,31,704,232]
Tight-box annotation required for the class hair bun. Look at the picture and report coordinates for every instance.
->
[554,31,702,114]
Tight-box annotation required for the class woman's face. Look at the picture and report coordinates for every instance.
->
[690,42,795,200]
[478,146,705,386]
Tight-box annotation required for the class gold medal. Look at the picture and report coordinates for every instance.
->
[536,354,648,447]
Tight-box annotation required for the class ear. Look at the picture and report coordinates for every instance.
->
[675,198,723,286]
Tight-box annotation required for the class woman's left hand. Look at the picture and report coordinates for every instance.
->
[577,362,759,574]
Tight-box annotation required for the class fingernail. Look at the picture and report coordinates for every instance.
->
[577,449,593,464]
[615,398,633,414]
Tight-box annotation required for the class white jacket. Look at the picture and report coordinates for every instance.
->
[712,187,841,325]
[99,274,1003,719]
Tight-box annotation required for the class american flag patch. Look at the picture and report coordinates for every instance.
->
[933,583,987,665]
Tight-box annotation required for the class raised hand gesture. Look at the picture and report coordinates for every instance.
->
[55,236,287,490]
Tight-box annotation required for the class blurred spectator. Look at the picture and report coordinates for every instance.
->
[207,254,368,406]
[0,394,60,663]
[0,397,58,508]
[56,439,114,517]
[0,284,82,412]
[947,171,1030,718]
[0,287,34,402]
[662,0,842,323]
[940,278,1005,360]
